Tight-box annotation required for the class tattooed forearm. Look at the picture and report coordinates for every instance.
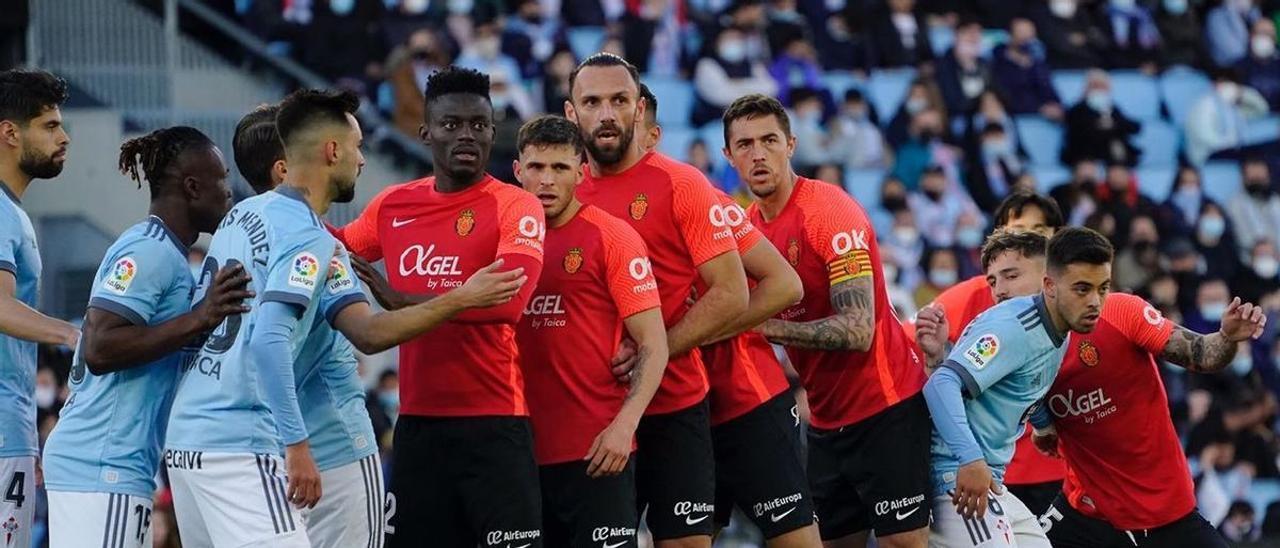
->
[1160,326,1238,373]
[760,276,875,351]
[624,346,653,402]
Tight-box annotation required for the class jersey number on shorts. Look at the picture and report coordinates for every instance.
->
[3,472,24,508]
[1038,505,1064,533]
[384,492,396,535]
[134,504,152,542]
[193,257,245,353]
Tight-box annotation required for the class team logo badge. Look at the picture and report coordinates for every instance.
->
[103,256,137,294]
[327,258,355,294]
[629,193,649,220]
[787,238,799,266]
[456,209,476,237]
[563,247,584,274]
[288,252,320,289]
[2,516,17,546]
[1078,339,1100,367]
[963,334,1000,370]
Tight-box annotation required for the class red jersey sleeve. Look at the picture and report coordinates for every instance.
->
[599,217,661,318]
[1105,293,1175,355]
[671,172,737,266]
[716,192,762,254]
[453,191,546,324]
[802,191,875,287]
[336,184,396,261]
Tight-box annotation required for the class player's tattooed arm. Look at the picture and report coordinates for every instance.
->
[758,275,876,351]
[1160,326,1239,373]
[586,308,669,478]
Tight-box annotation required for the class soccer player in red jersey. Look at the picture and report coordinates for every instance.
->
[639,86,820,547]
[507,115,668,547]
[335,67,547,548]
[726,94,929,548]
[565,54,750,548]
[916,192,1068,517]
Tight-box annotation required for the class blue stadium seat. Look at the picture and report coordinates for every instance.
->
[867,68,916,121]
[1159,66,1212,126]
[1248,479,1280,526]
[981,29,1009,55]
[1135,119,1179,168]
[1244,115,1280,145]
[1051,70,1088,107]
[1013,115,1063,167]
[1136,166,1177,201]
[699,122,727,167]
[844,169,885,209]
[567,27,606,61]
[822,71,863,102]
[658,126,696,162]
[1110,70,1160,121]
[1202,161,1243,204]
[646,77,694,128]
[930,26,954,57]
[1030,165,1070,194]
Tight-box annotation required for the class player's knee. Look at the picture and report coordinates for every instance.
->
[871,527,928,548]
[765,524,823,548]
[821,529,869,548]
[654,535,712,548]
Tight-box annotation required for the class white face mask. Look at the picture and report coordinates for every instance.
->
[719,40,747,63]
[1218,82,1241,103]
[1252,36,1276,58]
[403,0,428,13]
[1254,256,1280,278]
[448,0,474,14]
[957,226,984,248]
[330,0,355,15]
[1163,0,1187,14]
[474,37,500,59]
[1050,0,1077,18]
[36,384,56,409]
[929,268,958,287]
[1201,301,1228,321]
[893,226,919,245]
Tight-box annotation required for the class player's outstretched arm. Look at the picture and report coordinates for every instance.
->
[923,367,998,520]
[335,259,528,354]
[757,275,876,351]
[0,271,78,347]
[586,308,669,478]
[666,250,749,356]
[703,239,802,345]
[82,264,253,374]
[1161,297,1267,373]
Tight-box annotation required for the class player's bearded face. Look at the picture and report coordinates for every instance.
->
[1048,262,1111,333]
[18,110,69,180]
[583,115,634,166]
[332,118,363,203]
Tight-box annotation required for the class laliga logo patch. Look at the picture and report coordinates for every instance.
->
[103,256,137,294]
[629,193,649,220]
[456,209,476,237]
[963,334,1000,370]
[288,252,319,289]
[563,247,583,274]
[1078,339,1100,367]
[327,258,354,294]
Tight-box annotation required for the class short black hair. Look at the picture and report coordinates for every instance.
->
[993,191,1065,230]
[568,53,641,101]
[1047,227,1114,273]
[516,115,584,157]
[981,230,1048,271]
[423,66,491,113]
[233,104,282,195]
[0,69,69,126]
[275,88,360,150]
[118,126,215,194]
[640,83,657,127]
[722,94,792,147]
[980,122,1006,136]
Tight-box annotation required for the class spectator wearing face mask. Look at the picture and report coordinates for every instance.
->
[503,0,568,79]
[991,17,1063,120]
[1097,163,1159,249]
[892,108,964,190]
[1031,0,1110,69]
[769,36,831,109]
[830,89,889,170]
[456,16,526,92]
[1185,69,1271,165]
[870,0,933,68]
[1099,0,1163,72]
[1155,0,1208,68]
[692,26,778,126]
[914,247,959,308]
[1219,500,1262,543]
[907,165,983,249]
[936,18,992,115]
[1113,215,1163,291]
[789,88,835,170]
[1185,278,1232,334]
[1062,69,1143,166]
[1158,165,1214,239]
[1050,158,1101,226]
[1227,158,1280,252]
[882,207,925,291]
[887,78,948,148]
[964,122,1026,211]
[1237,18,1280,110]
[541,48,577,114]
[1194,202,1244,282]
[486,70,532,183]
[1233,240,1280,305]
[1206,0,1264,67]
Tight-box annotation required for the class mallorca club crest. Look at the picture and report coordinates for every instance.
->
[456,209,476,237]
[1078,339,1100,367]
[629,193,649,220]
[563,247,584,274]
[787,238,800,266]
[2,516,18,546]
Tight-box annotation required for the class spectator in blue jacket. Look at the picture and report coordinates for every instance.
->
[1206,0,1264,67]
[936,18,992,116]
[991,17,1064,121]
[1238,18,1280,110]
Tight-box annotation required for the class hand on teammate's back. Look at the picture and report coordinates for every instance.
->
[915,303,949,368]
[1032,425,1061,459]
[1219,297,1268,342]
[585,419,634,478]
[194,264,253,329]
[285,441,322,509]
[610,338,638,382]
[350,255,407,310]
[953,459,1000,519]
[451,259,527,309]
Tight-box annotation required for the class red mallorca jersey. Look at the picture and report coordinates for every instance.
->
[698,193,791,426]
[337,176,545,417]
[516,206,660,465]
[748,177,925,429]
[1049,293,1193,530]
[576,151,737,415]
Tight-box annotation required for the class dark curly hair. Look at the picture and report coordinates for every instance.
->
[0,69,69,126]
[276,89,360,150]
[517,115,584,157]
[423,66,491,113]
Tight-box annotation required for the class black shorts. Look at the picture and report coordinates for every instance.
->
[807,392,931,540]
[539,460,639,548]
[1006,480,1062,518]
[1042,494,1228,548]
[385,416,543,548]
[712,391,815,539]
[635,399,716,540]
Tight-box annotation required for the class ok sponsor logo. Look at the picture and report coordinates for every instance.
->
[830,229,870,256]
[707,205,739,240]
[629,257,658,294]
[673,501,714,526]
[398,244,463,277]
[514,215,546,252]
[484,529,541,547]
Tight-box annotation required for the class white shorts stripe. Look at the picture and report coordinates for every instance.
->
[372,455,384,548]
[271,457,296,531]
[360,457,373,548]
[254,455,282,534]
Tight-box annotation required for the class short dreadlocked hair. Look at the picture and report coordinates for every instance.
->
[275,88,360,151]
[118,126,215,194]
[233,103,282,195]
[0,69,69,126]
[423,67,491,114]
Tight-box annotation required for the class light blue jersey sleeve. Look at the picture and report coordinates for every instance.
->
[87,237,179,326]
[924,367,985,465]
[261,230,335,309]
[0,212,18,276]
[317,247,368,327]
[939,314,1031,398]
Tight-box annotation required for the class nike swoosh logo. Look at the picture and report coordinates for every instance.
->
[392,217,415,228]
[603,541,627,548]
[508,544,531,548]
[770,507,797,523]
[685,515,710,525]
[896,506,920,520]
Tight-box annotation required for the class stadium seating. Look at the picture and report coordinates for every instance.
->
[568,27,606,61]
[1159,66,1213,127]
[844,168,885,209]
[1244,115,1280,145]
[1014,115,1063,167]
[658,125,696,162]
[1202,160,1244,204]
[1136,165,1177,201]
[1135,119,1180,168]
[647,76,695,128]
[1051,70,1088,107]
[867,68,916,121]
[1110,70,1161,121]
[1030,164,1070,195]
[821,71,863,102]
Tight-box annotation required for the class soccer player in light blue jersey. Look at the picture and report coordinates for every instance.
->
[921,228,1114,547]
[43,126,254,548]
[0,69,80,548]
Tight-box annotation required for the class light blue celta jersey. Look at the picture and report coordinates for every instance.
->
[0,183,41,458]
[294,245,377,471]
[930,294,1068,493]
[43,217,195,497]
[166,186,336,456]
